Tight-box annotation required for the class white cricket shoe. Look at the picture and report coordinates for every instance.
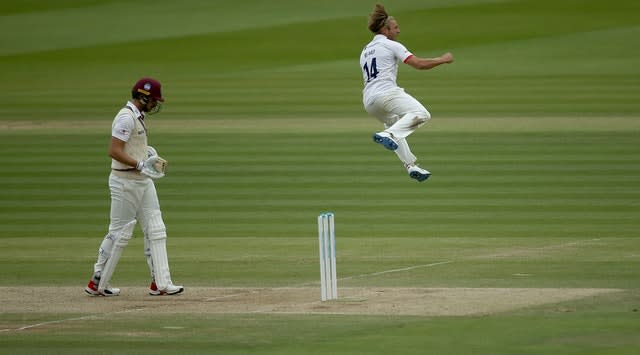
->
[85,276,120,296]
[407,165,431,182]
[149,281,184,296]
[373,131,399,151]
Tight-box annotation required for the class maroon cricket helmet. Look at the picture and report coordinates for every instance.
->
[132,77,164,102]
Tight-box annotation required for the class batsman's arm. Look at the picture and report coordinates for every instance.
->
[109,137,143,170]
[405,52,454,70]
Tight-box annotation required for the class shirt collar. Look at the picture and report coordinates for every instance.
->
[126,101,143,118]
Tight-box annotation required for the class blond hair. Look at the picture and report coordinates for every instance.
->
[368,3,393,33]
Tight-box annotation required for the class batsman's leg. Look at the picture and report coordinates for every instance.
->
[144,235,166,296]
[144,210,184,295]
[92,233,116,275]
[97,220,136,294]
[86,174,138,296]
[144,235,155,279]
[92,176,129,276]
[85,233,119,296]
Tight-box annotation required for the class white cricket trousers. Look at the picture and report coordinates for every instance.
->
[93,172,161,275]
[364,87,431,166]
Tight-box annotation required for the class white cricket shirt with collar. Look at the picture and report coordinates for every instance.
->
[111,101,148,174]
[359,34,414,104]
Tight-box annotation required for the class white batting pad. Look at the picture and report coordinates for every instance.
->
[146,210,172,290]
[98,220,136,294]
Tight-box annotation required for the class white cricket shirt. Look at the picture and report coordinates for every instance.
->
[359,34,413,104]
[111,101,148,176]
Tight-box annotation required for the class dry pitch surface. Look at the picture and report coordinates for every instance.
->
[1,286,620,328]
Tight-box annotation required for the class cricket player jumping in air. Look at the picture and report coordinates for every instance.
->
[360,3,454,182]
[85,77,184,296]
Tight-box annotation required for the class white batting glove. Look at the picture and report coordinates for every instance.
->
[137,156,167,179]
[146,146,158,158]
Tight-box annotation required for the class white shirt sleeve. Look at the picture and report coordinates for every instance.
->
[112,110,135,142]
[391,41,413,63]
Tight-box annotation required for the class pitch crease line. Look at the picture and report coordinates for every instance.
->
[0,308,145,333]
[339,260,454,281]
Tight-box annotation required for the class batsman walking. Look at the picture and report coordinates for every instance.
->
[360,3,453,181]
[85,77,184,296]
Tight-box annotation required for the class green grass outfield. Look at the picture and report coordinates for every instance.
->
[1,0,639,354]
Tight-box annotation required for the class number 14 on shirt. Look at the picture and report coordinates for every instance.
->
[363,57,379,82]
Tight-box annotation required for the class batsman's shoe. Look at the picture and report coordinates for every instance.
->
[373,132,399,151]
[85,277,120,296]
[407,165,431,182]
[149,282,184,296]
